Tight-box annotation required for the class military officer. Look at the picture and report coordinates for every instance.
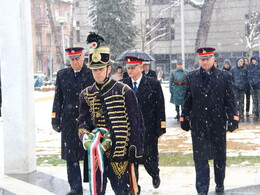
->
[180,47,239,195]
[77,32,144,195]
[52,47,94,195]
[123,57,166,191]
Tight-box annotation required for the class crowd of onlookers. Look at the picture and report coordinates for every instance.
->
[221,55,260,118]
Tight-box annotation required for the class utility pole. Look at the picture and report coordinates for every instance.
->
[181,0,185,69]
[169,5,172,73]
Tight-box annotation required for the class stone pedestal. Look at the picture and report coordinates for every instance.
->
[0,0,36,174]
[0,118,3,178]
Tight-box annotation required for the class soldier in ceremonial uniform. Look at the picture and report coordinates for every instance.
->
[123,57,166,191]
[180,47,239,195]
[169,60,188,120]
[52,47,94,195]
[77,32,144,195]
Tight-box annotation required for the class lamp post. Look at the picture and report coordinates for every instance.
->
[57,17,66,64]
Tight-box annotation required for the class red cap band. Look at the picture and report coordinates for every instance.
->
[198,51,214,56]
[126,60,143,65]
[68,50,83,56]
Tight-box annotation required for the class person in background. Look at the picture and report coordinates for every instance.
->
[193,63,200,71]
[123,57,166,192]
[180,47,238,195]
[244,57,251,117]
[111,65,123,81]
[142,63,157,79]
[248,54,260,117]
[222,59,232,72]
[156,66,164,83]
[52,47,94,195]
[230,57,248,118]
[213,59,219,68]
[169,60,188,120]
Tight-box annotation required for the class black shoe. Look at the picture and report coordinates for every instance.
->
[215,184,224,192]
[137,185,141,194]
[152,175,160,189]
[66,189,83,195]
[197,193,207,195]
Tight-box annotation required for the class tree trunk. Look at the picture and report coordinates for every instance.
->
[69,0,75,47]
[45,0,64,70]
[195,0,216,49]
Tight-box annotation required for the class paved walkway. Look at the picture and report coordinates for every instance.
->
[1,166,260,195]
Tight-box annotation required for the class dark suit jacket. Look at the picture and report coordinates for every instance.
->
[181,68,237,161]
[142,70,157,79]
[52,65,94,161]
[123,76,166,138]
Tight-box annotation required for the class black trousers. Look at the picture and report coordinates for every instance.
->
[245,86,251,112]
[95,157,130,195]
[67,161,83,191]
[143,135,160,178]
[176,105,181,116]
[134,134,159,189]
[194,160,226,193]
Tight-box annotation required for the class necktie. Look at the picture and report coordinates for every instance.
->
[133,81,137,93]
[75,72,80,78]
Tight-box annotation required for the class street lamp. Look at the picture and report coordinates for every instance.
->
[57,16,66,64]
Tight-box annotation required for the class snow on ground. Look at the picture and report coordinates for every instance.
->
[35,85,260,157]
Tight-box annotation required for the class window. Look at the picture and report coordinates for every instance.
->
[146,18,175,41]
[75,1,79,7]
[55,9,59,19]
[145,0,174,5]
[35,5,41,20]
[64,11,69,23]
[37,59,43,72]
[45,7,49,19]
[46,33,51,46]
[36,32,42,51]
[76,30,80,42]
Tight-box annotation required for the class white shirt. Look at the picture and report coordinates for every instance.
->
[131,75,142,89]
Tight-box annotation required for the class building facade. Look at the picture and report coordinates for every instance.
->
[31,0,73,79]
[74,0,260,77]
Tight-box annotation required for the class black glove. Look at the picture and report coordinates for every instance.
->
[181,121,191,131]
[52,125,61,132]
[128,146,137,163]
[227,120,238,132]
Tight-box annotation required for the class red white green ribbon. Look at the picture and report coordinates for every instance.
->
[88,128,109,195]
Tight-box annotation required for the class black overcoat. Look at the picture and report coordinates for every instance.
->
[142,70,157,79]
[123,76,166,138]
[181,68,237,161]
[52,65,94,161]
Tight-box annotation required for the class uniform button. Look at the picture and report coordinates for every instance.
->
[205,107,208,110]
[205,94,208,97]
[76,93,79,95]
[76,105,78,108]
[205,121,208,123]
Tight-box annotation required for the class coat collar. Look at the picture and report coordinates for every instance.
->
[195,67,221,93]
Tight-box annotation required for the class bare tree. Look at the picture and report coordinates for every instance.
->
[45,0,64,70]
[69,0,75,47]
[193,0,216,48]
[136,1,179,52]
[242,9,260,58]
